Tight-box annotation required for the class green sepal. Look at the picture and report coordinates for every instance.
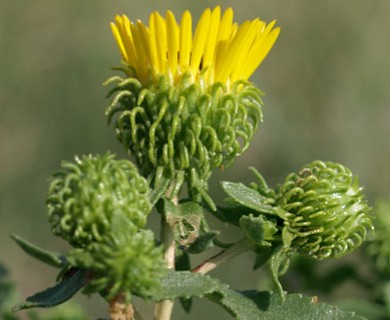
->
[239,214,278,247]
[12,269,86,312]
[221,181,275,215]
[11,234,65,268]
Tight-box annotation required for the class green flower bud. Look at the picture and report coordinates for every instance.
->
[68,228,165,302]
[275,160,373,260]
[47,153,151,247]
[106,74,263,193]
[366,199,390,275]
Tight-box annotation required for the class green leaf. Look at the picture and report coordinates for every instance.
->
[151,270,225,301]
[151,271,367,320]
[239,214,278,246]
[178,201,204,216]
[214,204,253,226]
[221,181,275,215]
[175,254,193,313]
[186,231,218,254]
[212,290,367,320]
[159,199,204,250]
[338,299,386,320]
[12,269,86,312]
[11,234,65,268]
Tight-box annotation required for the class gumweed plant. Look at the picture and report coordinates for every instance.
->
[11,6,374,320]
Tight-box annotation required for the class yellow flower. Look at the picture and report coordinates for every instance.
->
[111,6,280,88]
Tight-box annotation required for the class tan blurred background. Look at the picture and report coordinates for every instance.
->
[1,0,390,318]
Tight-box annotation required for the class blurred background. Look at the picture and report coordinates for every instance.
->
[1,0,389,319]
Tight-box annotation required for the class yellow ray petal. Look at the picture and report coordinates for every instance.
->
[203,6,221,68]
[190,8,211,73]
[217,7,233,42]
[121,15,138,67]
[111,21,128,61]
[231,19,263,81]
[166,11,179,77]
[149,12,160,74]
[241,24,280,79]
[131,21,150,81]
[214,8,234,80]
[179,11,192,72]
[150,12,167,74]
[216,20,252,82]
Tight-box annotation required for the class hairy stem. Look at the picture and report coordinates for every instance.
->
[192,238,254,274]
[154,195,178,320]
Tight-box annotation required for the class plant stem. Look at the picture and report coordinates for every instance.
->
[154,196,178,320]
[192,238,254,274]
[109,293,135,320]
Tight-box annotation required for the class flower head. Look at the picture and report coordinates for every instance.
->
[47,153,151,247]
[111,6,280,88]
[275,161,373,260]
[106,8,279,201]
[68,228,165,302]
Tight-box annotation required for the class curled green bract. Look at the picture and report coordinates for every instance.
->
[105,73,263,194]
[46,153,151,247]
[275,160,373,260]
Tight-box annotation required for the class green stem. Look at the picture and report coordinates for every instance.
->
[192,238,254,274]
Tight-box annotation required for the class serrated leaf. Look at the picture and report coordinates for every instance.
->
[11,234,65,268]
[12,269,86,312]
[221,181,275,215]
[151,270,226,301]
[151,271,366,320]
[211,289,367,320]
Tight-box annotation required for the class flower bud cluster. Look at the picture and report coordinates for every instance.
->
[46,153,164,300]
